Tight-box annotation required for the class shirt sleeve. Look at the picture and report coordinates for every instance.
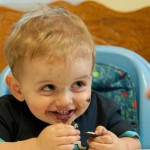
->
[0,96,17,142]
[119,130,140,139]
[93,91,136,137]
[107,108,137,138]
[0,138,5,142]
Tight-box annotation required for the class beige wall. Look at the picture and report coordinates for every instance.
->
[85,0,150,12]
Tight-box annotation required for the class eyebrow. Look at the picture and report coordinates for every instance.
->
[35,74,91,85]
[75,74,91,80]
[35,80,53,85]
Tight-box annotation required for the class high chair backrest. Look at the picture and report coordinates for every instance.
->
[0,66,11,96]
[95,45,150,149]
[0,45,150,148]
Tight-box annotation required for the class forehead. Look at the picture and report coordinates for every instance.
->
[32,54,92,70]
[17,56,93,85]
[31,44,93,64]
[14,44,94,79]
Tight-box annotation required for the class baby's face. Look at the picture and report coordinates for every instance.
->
[18,56,92,125]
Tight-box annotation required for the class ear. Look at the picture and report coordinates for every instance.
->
[5,74,24,102]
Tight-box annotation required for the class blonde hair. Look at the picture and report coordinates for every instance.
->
[5,5,95,76]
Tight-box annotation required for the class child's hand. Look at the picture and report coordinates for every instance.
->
[87,126,120,150]
[36,123,80,150]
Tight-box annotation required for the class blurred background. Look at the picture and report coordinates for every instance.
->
[0,0,150,148]
[0,0,150,12]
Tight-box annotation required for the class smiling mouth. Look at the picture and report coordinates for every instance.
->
[52,110,75,120]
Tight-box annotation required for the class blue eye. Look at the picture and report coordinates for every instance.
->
[42,84,55,91]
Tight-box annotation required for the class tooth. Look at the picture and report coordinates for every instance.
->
[57,111,68,115]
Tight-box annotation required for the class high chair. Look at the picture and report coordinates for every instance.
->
[94,45,150,148]
[0,45,150,148]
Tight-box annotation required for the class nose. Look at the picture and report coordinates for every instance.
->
[55,90,73,107]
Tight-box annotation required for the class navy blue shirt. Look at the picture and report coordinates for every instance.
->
[0,91,136,147]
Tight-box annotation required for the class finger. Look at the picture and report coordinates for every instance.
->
[54,123,75,130]
[89,135,113,144]
[59,144,75,150]
[95,126,108,135]
[101,135,113,144]
[51,123,79,136]
[88,148,97,150]
[57,135,80,145]
[98,135,113,144]
[88,141,112,150]
[56,128,80,137]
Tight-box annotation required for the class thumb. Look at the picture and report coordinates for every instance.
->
[95,126,108,135]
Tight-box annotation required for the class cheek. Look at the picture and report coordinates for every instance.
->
[74,92,91,110]
[29,102,44,111]
[27,101,46,116]
[24,95,49,115]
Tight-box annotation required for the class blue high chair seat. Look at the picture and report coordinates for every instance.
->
[95,45,150,149]
[0,45,150,148]
[92,62,138,132]
[0,66,11,96]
